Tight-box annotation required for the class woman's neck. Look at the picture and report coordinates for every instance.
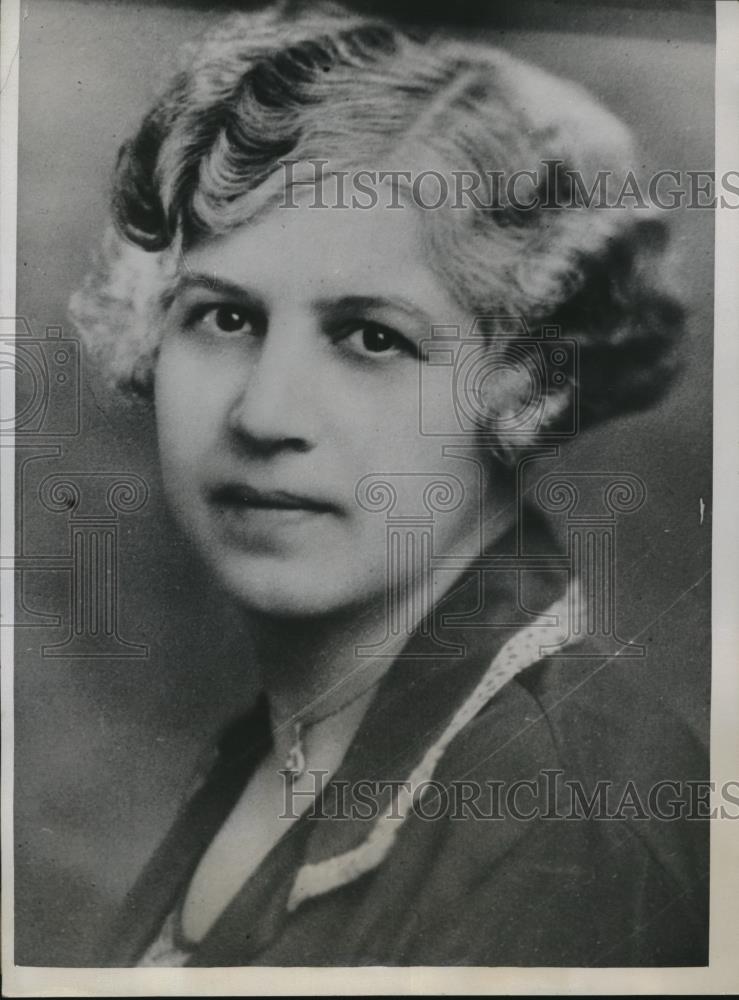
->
[247,511,515,766]
[249,596,399,765]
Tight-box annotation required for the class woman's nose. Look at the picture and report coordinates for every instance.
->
[226,318,318,454]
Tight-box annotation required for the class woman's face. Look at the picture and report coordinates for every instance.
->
[155,191,507,617]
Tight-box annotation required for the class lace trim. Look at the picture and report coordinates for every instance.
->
[286,587,576,912]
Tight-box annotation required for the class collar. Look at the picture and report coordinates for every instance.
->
[108,511,578,967]
[214,511,573,915]
[290,567,573,909]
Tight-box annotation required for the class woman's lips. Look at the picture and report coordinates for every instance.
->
[210,482,337,513]
[208,484,339,541]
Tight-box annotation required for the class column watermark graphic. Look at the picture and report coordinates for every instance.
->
[354,316,648,659]
[2,316,150,659]
[355,472,467,658]
[37,473,149,658]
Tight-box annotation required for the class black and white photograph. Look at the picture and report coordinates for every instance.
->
[1,0,737,993]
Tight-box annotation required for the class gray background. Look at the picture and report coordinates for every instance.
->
[14,0,714,965]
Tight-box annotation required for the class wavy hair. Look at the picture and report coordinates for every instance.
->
[70,3,684,447]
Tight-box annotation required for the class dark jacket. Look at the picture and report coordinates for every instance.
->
[102,540,709,967]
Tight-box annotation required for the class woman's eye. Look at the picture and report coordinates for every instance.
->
[192,304,254,337]
[343,323,414,358]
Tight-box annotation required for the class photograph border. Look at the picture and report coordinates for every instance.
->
[1,0,737,993]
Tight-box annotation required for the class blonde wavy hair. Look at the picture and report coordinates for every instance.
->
[70,3,684,445]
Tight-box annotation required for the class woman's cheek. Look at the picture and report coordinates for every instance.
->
[157,348,224,443]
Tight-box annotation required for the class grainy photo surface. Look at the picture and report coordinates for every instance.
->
[3,0,728,987]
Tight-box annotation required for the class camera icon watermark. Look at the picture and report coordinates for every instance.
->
[0,317,81,437]
[418,317,578,441]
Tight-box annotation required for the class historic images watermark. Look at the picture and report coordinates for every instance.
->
[280,770,739,823]
[279,159,739,211]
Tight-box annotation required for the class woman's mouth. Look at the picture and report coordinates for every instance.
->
[210,482,337,513]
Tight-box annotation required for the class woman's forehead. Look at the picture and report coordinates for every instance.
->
[180,191,468,318]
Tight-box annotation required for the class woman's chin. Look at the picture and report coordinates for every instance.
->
[213,557,383,621]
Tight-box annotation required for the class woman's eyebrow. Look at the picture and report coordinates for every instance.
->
[161,277,434,329]
[317,295,434,328]
[160,272,266,311]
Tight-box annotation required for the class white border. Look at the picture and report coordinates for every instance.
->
[1,0,20,986]
[707,0,739,988]
[2,0,738,994]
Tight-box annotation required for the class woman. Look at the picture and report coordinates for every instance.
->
[70,4,708,966]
